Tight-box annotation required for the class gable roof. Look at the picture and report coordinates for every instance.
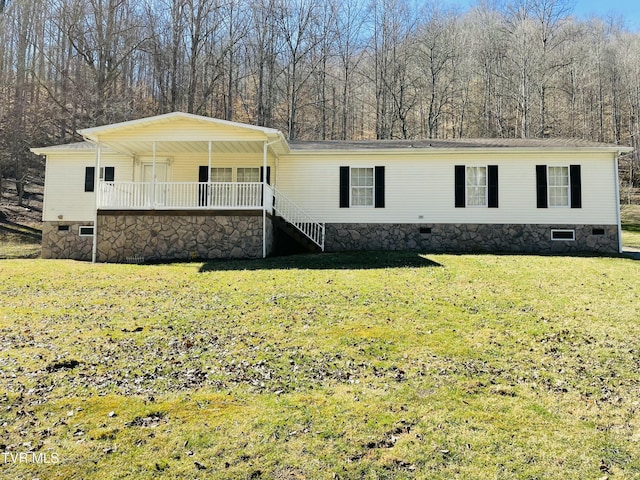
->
[78,112,282,139]
[77,112,289,156]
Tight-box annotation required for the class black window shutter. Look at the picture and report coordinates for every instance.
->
[198,166,208,207]
[198,165,208,182]
[260,166,271,185]
[455,165,465,208]
[536,165,548,208]
[488,165,499,208]
[374,166,385,208]
[104,166,115,182]
[339,166,350,208]
[85,167,95,192]
[570,164,581,208]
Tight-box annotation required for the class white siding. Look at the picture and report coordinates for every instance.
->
[41,139,619,227]
[42,152,133,221]
[277,150,618,225]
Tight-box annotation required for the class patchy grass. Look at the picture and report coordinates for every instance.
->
[0,252,639,479]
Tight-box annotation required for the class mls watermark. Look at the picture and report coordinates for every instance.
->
[2,451,60,465]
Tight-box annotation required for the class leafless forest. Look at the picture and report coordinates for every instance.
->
[0,0,638,201]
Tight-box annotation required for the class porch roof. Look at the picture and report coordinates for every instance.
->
[76,112,289,157]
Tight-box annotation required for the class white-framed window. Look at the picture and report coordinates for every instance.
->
[548,166,569,207]
[237,167,260,182]
[466,166,487,207]
[211,167,232,182]
[351,167,374,207]
[551,229,575,241]
[79,226,94,236]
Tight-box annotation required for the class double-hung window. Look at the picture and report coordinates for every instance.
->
[536,164,581,208]
[466,166,487,206]
[237,167,260,183]
[455,165,498,208]
[339,166,385,208]
[211,167,232,182]
[85,166,114,192]
[547,166,569,207]
[351,167,374,207]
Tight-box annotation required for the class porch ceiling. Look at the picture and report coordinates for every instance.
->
[99,139,266,156]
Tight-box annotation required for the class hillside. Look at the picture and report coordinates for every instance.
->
[0,178,43,259]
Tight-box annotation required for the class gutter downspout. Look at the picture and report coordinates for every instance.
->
[615,151,623,254]
[263,141,268,258]
[91,142,101,263]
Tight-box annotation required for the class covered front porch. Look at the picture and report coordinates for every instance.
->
[84,113,285,212]
[77,113,289,261]
[78,112,324,261]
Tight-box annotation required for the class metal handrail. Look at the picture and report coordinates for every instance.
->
[273,187,325,251]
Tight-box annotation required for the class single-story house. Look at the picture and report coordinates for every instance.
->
[31,112,632,262]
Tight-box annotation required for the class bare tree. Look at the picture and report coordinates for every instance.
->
[369,0,418,139]
[334,0,367,140]
[276,0,322,140]
[246,0,281,127]
[67,0,146,123]
[415,4,462,138]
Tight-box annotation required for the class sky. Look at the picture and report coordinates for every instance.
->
[451,0,640,31]
[567,0,640,28]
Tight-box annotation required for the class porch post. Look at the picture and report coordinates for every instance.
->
[152,141,157,207]
[208,141,212,205]
[263,140,267,258]
[91,142,101,263]
[208,141,212,182]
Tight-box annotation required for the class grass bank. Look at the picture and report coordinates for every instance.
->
[621,204,640,249]
[1,252,639,479]
[0,222,41,259]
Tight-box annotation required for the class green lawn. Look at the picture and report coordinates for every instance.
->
[1,252,639,479]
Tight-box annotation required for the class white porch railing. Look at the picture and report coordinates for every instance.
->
[273,187,325,251]
[99,182,267,210]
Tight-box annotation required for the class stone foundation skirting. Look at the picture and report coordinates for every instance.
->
[96,211,273,263]
[324,223,619,254]
[42,218,618,261]
[42,222,95,261]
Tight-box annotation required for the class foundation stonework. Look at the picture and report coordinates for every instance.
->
[41,222,94,261]
[42,217,619,262]
[324,223,619,255]
[95,211,273,263]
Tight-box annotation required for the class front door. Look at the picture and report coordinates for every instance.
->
[142,163,169,207]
